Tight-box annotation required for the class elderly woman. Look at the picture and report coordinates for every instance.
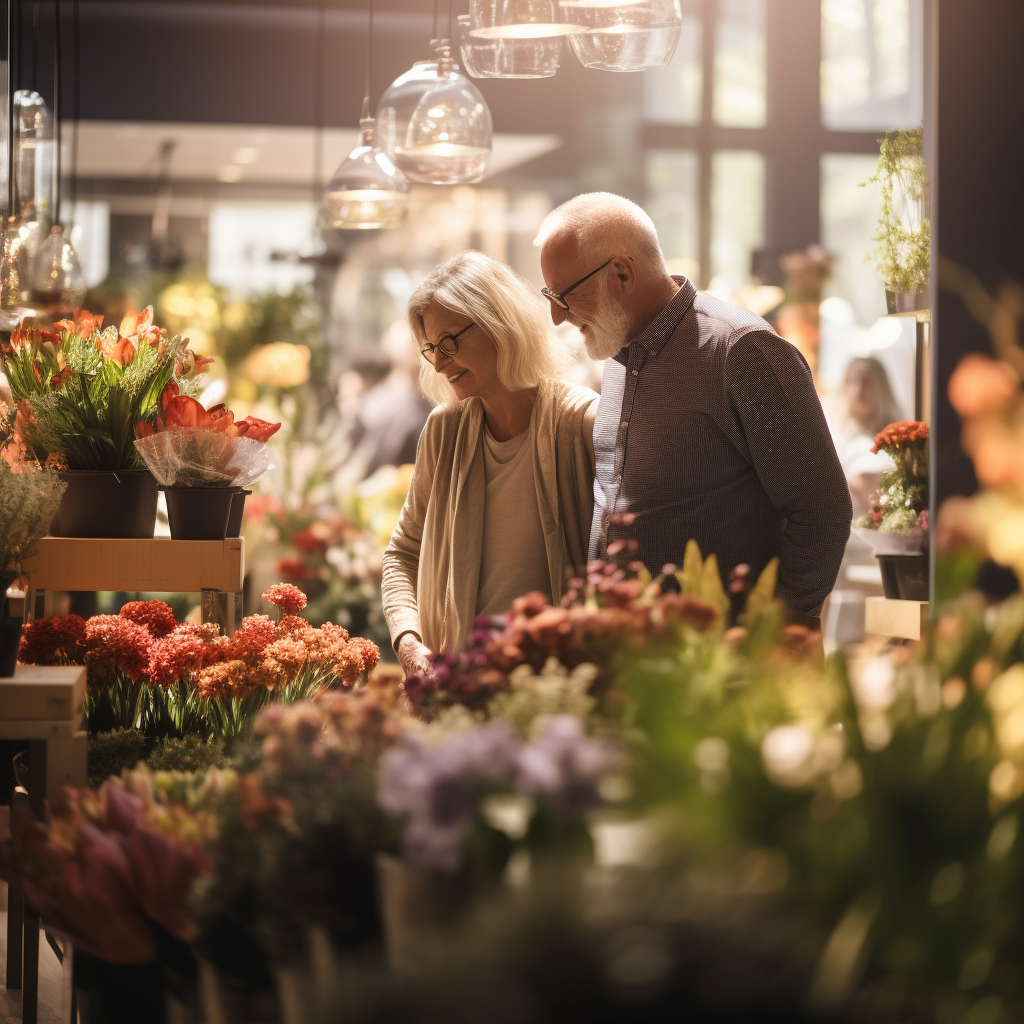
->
[382,251,598,678]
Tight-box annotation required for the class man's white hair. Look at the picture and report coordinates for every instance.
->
[534,192,666,274]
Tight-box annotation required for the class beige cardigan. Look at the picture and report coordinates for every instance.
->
[382,379,598,653]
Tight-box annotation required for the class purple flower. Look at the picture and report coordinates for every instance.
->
[378,723,519,871]
[514,716,619,815]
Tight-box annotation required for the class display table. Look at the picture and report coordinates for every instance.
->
[1,665,87,1024]
[864,596,929,641]
[21,537,245,636]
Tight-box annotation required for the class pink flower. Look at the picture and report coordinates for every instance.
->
[84,616,153,681]
[119,600,178,639]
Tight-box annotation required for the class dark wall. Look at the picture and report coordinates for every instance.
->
[935,0,1024,505]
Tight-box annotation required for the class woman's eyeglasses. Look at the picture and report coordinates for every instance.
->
[420,321,476,364]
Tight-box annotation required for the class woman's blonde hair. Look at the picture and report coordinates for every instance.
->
[407,250,574,407]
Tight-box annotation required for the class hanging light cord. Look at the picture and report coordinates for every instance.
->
[313,1,324,200]
[6,0,17,217]
[69,0,79,218]
[52,0,62,225]
[361,0,373,118]
[31,0,39,92]
[432,0,438,41]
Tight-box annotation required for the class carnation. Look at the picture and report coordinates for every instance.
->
[261,583,308,615]
[119,600,178,639]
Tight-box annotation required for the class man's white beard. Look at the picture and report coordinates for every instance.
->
[581,299,633,361]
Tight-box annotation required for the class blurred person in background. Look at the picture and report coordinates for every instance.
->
[535,192,851,624]
[827,356,900,518]
[347,321,433,480]
[383,251,598,678]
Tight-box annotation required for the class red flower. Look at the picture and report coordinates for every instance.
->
[277,556,314,581]
[7,326,61,353]
[84,616,153,681]
[49,366,75,389]
[261,583,308,615]
[158,382,235,434]
[291,527,328,554]
[146,624,212,687]
[232,416,281,442]
[17,615,88,665]
[119,600,178,639]
[225,615,280,660]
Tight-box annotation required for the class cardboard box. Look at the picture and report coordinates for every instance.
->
[0,665,87,722]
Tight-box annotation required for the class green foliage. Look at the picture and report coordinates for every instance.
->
[147,734,231,774]
[675,539,732,626]
[862,127,931,295]
[87,729,148,787]
[0,461,66,573]
[3,328,186,470]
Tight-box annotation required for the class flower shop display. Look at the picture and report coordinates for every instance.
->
[853,419,930,599]
[0,423,66,673]
[135,380,281,539]
[0,306,211,537]
[863,126,931,314]
[16,584,381,783]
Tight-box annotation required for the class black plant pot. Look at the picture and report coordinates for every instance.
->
[876,553,929,601]
[51,469,158,538]
[162,487,234,541]
[226,489,251,538]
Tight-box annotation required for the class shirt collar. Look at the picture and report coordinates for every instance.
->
[613,276,697,365]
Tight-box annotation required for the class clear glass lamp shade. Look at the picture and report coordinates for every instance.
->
[0,218,39,322]
[377,40,493,185]
[459,14,562,78]
[325,117,409,230]
[13,89,53,230]
[561,0,683,71]
[28,223,87,316]
[468,0,583,39]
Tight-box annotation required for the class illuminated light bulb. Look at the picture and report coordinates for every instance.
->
[325,108,409,230]
[468,0,582,38]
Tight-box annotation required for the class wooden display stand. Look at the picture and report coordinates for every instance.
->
[21,537,245,636]
[1,666,88,1024]
[864,596,929,641]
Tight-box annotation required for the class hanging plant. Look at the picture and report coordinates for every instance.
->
[862,127,931,298]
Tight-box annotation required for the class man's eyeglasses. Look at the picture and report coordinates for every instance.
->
[420,320,475,364]
[540,256,631,311]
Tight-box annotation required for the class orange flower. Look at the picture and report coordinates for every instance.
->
[158,382,235,433]
[948,353,1019,419]
[174,349,215,379]
[118,306,154,339]
[56,308,105,340]
[6,326,61,354]
[870,420,929,454]
[50,366,74,389]
[95,332,136,367]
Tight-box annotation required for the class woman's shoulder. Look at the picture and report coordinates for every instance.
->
[541,378,600,416]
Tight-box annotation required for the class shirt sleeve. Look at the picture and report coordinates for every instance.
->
[725,331,853,615]
[381,412,441,649]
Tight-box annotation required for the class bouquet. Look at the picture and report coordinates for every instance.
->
[854,419,929,553]
[0,307,209,471]
[134,381,280,487]
[0,418,66,580]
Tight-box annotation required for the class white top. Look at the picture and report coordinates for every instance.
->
[475,424,552,617]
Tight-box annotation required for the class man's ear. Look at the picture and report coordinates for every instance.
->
[612,255,635,291]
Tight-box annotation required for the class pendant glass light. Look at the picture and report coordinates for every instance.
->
[468,0,582,40]
[13,88,53,234]
[458,13,563,79]
[0,218,35,323]
[377,38,492,185]
[28,221,84,314]
[562,0,683,72]
[325,0,409,230]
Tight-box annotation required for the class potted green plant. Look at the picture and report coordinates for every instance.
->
[863,126,931,314]
[0,307,208,537]
[0,418,66,673]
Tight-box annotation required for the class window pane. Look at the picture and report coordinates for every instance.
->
[645,149,700,277]
[644,13,703,126]
[713,0,767,128]
[710,150,765,283]
[821,0,924,130]
[819,153,887,328]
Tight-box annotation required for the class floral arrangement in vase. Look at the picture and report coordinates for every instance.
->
[854,419,929,554]
[0,307,208,470]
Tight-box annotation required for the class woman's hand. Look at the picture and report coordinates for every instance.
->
[397,632,434,679]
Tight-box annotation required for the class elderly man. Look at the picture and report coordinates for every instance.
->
[535,192,852,620]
